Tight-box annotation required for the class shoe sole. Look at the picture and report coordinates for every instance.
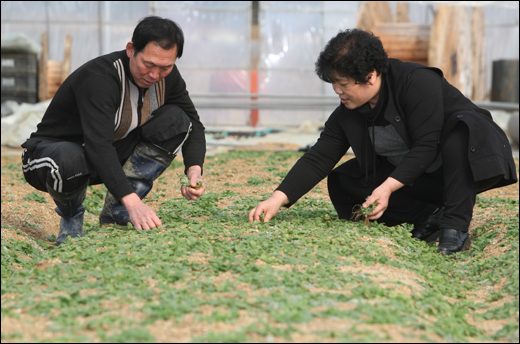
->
[438,236,471,255]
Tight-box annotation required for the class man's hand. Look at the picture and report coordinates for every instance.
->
[181,165,205,201]
[121,193,162,230]
[249,190,289,223]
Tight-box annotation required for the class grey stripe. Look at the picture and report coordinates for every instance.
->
[173,122,193,156]
[113,59,125,132]
[22,157,63,192]
[149,84,159,115]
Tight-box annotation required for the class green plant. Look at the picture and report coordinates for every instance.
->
[351,196,379,225]
[22,192,47,203]
[0,152,517,343]
[178,172,203,189]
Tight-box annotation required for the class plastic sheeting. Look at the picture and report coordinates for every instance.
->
[1,1,519,127]
[1,100,50,148]
[1,33,42,54]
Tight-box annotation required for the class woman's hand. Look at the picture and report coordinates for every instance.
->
[363,177,404,220]
[249,190,289,223]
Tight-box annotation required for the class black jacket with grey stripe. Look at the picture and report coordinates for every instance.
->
[23,50,206,201]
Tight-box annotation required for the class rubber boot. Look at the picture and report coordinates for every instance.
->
[99,141,175,226]
[46,181,89,245]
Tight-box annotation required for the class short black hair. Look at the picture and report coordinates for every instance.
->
[315,29,388,84]
[131,16,184,58]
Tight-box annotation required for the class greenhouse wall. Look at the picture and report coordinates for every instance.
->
[1,1,518,127]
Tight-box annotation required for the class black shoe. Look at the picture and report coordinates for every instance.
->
[411,207,444,242]
[437,229,471,255]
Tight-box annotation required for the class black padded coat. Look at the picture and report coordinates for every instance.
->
[277,59,517,205]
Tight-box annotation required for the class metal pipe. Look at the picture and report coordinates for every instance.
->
[190,93,519,111]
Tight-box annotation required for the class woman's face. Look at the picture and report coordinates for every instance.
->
[331,72,381,110]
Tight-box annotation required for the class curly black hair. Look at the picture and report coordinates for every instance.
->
[315,29,388,84]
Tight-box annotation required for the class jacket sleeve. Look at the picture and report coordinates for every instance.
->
[75,73,135,201]
[276,108,350,206]
[164,66,206,174]
[389,68,444,185]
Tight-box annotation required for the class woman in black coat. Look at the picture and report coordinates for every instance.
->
[249,29,517,255]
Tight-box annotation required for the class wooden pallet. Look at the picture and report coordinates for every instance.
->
[38,32,71,102]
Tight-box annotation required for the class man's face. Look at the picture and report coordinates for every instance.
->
[126,41,178,88]
[331,72,380,110]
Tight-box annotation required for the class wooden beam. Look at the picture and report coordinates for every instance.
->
[395,2,410,23]
[356,1,393,32]
[471,7,486,101]
[38,32,49,102]
[428,5,473,98]
[61,34,72,83]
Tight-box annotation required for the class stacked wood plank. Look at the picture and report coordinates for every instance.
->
[372,23,430,66]
[358,1,429,65]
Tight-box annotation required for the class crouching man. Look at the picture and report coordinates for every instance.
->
[21,16,206,244]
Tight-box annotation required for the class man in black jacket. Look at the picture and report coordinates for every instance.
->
[249,29,517,255]
[21,16,206,245]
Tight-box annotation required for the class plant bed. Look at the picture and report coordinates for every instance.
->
[1,151,519,343]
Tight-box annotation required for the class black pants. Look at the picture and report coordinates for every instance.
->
[22,105,191,193]
[327,124,502,232]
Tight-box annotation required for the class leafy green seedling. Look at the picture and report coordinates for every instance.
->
[362,200,378,218]
[351,196,378,225]
[23,192,47,203]
[178,173,203,189]
[45,234,57,242]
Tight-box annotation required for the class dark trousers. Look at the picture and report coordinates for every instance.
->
[22,105,191,193]
[327,124,502,232]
